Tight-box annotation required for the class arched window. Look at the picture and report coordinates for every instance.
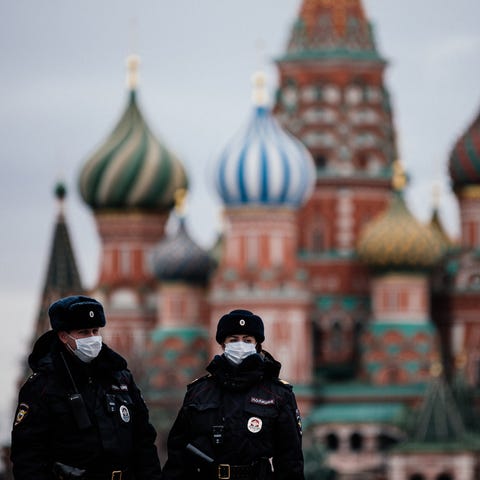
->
[409,474,425,480]
[314,154,327,169]
[377,432,399,451]
[331,320,344,351]
[349,432,363,452]
[325,433,339,451]
[312,227,325,253]
[468,273,480,288]
[436,474,453,480]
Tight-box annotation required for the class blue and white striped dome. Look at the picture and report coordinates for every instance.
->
[214,73,315,208]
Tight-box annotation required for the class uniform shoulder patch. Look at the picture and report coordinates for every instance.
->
[13,403,30,427]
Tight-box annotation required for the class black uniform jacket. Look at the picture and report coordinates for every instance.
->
[162,351,304,480]
[10,330,162,480]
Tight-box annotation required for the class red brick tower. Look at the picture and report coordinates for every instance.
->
[357,162,445,385]
[275,0,396,377]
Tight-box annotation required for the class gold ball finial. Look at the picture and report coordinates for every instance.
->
[430,361,443,377]
[392,160,407,191]
[251,71,268,107]
[174,188,187,215]
[126,54,140,90]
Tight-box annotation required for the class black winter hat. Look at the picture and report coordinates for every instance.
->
[215,309,264,344]
[48,295,106,332]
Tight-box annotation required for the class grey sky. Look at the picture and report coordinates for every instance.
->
[0,0,479,445]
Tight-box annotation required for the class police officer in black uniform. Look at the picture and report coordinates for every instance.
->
[10,295,162,480]
[162,309,304,480]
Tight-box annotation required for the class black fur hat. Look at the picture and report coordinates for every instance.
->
[48,295,106,332]
[215,309,264,344]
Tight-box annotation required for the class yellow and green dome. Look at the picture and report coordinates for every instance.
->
[78,56,188,212]
[357,164,445,269]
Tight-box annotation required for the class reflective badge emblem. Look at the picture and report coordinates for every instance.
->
[119,405,130,423]
[239,319,245,326]
[89,310,94,318]
[247,416,262,433]
[296,408,303,435]
[14,403,29,426]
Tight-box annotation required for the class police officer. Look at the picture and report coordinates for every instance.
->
[162,309,304,480]
[10,295,162,480]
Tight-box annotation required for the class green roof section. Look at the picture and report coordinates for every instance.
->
[277,48,384,63]
[151,326,209,344]
[319,381,426,398]
[367,322,436,337]
[305,402,407,427]
[315,294,369,312]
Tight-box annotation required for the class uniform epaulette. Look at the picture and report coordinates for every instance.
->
[26,372,39,382]
[187,374,211,388]
[274,378,293,390]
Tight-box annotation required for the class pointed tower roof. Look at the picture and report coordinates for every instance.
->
[31,182,84,350]
[428,185,453,249]
[281,0,384,62]
[451,354,480,433]
[78,55,188,212]
[395,364,480,452]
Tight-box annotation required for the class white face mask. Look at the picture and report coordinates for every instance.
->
[68,335,103,363]
[224,342,257,365]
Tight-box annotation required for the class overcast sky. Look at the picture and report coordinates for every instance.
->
[0,0,479,445]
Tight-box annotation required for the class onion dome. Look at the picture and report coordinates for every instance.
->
[281,0,383,62]
[152,190,214,285]
[215,71,315,207]
[449,108,480,190]
[357,162,446,269]
[78,55,188,211]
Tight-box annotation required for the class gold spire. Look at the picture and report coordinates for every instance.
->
[455,351,467,370]
[432,182,441,209]
[126,54,140,90]
[251,71,268,107]
[392,160,407,192]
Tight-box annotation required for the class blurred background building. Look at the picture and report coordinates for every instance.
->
[6,1,480,479]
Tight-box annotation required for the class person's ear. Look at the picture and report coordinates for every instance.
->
[57,331,69,345]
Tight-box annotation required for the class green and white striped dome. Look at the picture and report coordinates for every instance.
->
[78,56,188,211]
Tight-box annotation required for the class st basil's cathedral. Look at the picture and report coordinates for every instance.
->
[9,1,480,479]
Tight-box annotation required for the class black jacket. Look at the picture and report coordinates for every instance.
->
[10,330,162,480]
[162,351,304,479]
